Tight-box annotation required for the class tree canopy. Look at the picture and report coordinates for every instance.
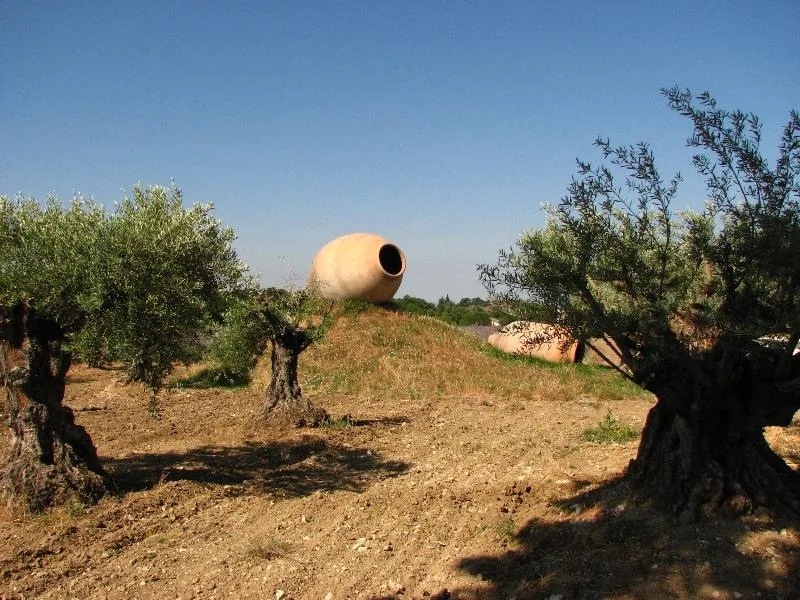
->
[78,185,246,394]
[480,88,800,518]
[1,184,247,392]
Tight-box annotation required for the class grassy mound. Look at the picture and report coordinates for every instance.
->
[248,304,649,405]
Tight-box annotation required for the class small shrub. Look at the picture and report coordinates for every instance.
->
[581,411,639,444]
[67,499,86,517]
[204,297,267,383]
[497,517,516,545]
[172,367,250,389]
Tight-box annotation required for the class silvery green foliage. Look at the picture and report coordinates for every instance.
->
[205,295,270,383]
[0,184,250,393]
[206,280,336,382]
[84,184,249,390]
[0,194,106,331]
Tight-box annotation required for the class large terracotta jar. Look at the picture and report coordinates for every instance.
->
[309,233,406,302]
[487,321,584,363]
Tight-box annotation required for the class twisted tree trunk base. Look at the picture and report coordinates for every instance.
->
[1,326,109,512]
[627,401,800,521]
[1,398,108,512]
[265,341,328,428]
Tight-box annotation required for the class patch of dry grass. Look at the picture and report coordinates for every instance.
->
[243,536,295,561]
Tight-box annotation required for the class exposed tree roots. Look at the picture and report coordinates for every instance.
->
[264,399,329,428]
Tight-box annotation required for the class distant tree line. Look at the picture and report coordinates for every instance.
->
[390,295,518,326]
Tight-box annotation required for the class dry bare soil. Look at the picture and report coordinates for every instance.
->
[2,309,799,599]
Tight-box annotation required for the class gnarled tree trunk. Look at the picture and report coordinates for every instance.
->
[1,308,108,511]
[627,348,800,520]
[628,401,800,519]
[265,330,327,427]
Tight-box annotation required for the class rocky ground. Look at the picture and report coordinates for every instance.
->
[1,335,799,599]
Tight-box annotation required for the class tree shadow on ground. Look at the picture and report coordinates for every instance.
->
[318,414,411,430]
[67,364,125,383]
[103,438,410,499]
[349,416,410,427]
[455,480,799,599]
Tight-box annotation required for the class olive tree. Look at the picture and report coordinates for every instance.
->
[480,88,800,519]
[74,185,246,414]
[207,283,335,426]
[0,185,248,510]
[1,197,109,509]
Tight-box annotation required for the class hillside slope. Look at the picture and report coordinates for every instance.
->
[1,308,798,599]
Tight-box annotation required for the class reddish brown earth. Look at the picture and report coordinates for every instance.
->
[1,354,799,599]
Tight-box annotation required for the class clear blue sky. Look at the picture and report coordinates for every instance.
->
[2,1,798,301]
